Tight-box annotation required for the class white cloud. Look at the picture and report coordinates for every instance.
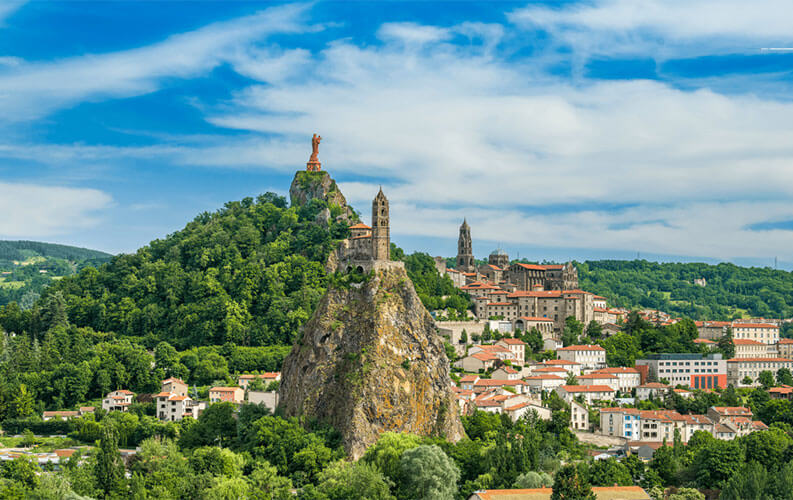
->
[508,0,793,58]
[0,3,311,122]
[0,0,24,24]
[0,182,112,238]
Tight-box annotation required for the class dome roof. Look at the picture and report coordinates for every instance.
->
[490,248,508,256]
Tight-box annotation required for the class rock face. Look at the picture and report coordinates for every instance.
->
[289,171,355,222]
[279,262,465,458]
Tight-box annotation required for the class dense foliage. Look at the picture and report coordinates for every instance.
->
[579,260,793,320]
[0,240,112,308]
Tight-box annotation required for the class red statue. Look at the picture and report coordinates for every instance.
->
[307,133,322,171]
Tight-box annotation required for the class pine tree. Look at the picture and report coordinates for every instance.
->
[94,423,126,498]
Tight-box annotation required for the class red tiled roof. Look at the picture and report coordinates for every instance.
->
[560,385,614,393]
[534,367,567,373]
[525,374,563,380]
[693,338,715,344]
[592,367,639,374]
[498,338,526,345]
[578,373,618,380]
[733,339,766,345]
[460,375,479,382]
[779,339,793,344]
[733,323,778,329]
[514,263,546,271]
[558,344,605,351]
[728,357,793,362]
[518,316,554,322]
[712,406,752,415]
[210,387,241,392]
[348,223,371,229]
[471,352,498,362]
[544,359,580,365]
[639,382,669,389]
[162,377,187,385]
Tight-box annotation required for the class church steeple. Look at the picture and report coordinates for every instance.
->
[372,188,390,261]
[457,219,474,272]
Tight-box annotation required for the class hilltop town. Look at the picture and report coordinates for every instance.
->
[1,137,793,500]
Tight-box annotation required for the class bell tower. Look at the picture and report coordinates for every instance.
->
[457,219,474,272]
[372,188,390,261]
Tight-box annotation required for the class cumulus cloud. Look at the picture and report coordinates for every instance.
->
[0,182,112,237]
[0,3,311,122]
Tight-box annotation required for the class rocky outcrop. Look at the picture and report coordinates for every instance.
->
[289,171,355,223]
[279,262,465,459]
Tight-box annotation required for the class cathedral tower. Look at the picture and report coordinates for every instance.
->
[456,219,474,272]
[372,188,390,261]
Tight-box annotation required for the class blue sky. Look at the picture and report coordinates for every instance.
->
[2,1,793,268]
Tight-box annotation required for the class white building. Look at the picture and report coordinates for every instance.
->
[101,390,134,412]
[555,384,615,405]
[590,367,641,393]
[556,345,607,370]
[727,357,793,386]
[732,323,779,344]
[570,400,589,431]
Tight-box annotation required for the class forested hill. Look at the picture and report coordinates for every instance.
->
[578,260,793,320]
[0,240,111,263]
[15,193,347,348]
[0,240,113,308]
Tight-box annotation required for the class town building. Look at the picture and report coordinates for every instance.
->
[570,400,589,431]
[778,339,793,359]
[555,384,615,405]
[161,377,188,397]
[468,486,651,500]
[154,392,204,421]
[495,338,526,362]
[237,372,281,390]
[732,322,779,344]
[727,357,793,386]
[209,387,245,404]
[635,382,669,401]
[590,367,641,393]
[635,353,727,389]
[696,321,730,340]
[523,375,565,393]
[101,390,134,413]
[336,188,401,273]
[733,339,771,358]
[556,344,606,370]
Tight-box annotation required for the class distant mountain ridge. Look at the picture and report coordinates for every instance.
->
[0,240,112,263]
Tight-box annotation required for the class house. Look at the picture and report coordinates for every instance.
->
[693,338,716,350]
[707,406,753,424]
[101,390,134,413]
[556,344,606,370]
[161,377,188,397]
[496,338,526,365]
[456,352,498,372]
[590,367,641,392]
[491,367,520,380]
[680,414,715,441]
[42,411,79,421]
[714,423,737,440]
[541,359,581,376]
[209,387,245,404]
[247,391,279,412]
[555,385,615,405]
[237,372,281,390]
[636,382,669,401]
[576,373,619,390]
[154,392,205,421]
[459,375,480,391]
[504,401,551,422]
[769,385,793,400]
[78,406,95,416]
[467,486,651,500]
[473,378,527,395]
[570,400,589,431]
[777,339,793,359]
[523,375,565,394]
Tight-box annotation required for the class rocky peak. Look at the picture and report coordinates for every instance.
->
[279,262,465,458]
[289,171,356,223]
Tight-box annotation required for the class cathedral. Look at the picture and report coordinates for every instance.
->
[454,220,578,291]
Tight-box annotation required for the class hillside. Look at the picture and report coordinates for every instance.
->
[578,259,793,320]
[0,240,112,308]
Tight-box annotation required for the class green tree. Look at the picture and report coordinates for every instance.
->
[585,320,602,339]
[179,402,237,449]
[600,333,640,367]
[759,370,776,389]
[777,368,793,386]
[362,432,422,485]
[741,427,792,470]
[585,458,632,486]
[189,447,243,478]
[314,460,395,500]
[514,471,553,488]
[398,445,460,500]
[720,461,768,500]
[94,424,126,498]
[0,456,39,490]
[551,464,595,500]
[247,461,293,500]
[717,328,735,360]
